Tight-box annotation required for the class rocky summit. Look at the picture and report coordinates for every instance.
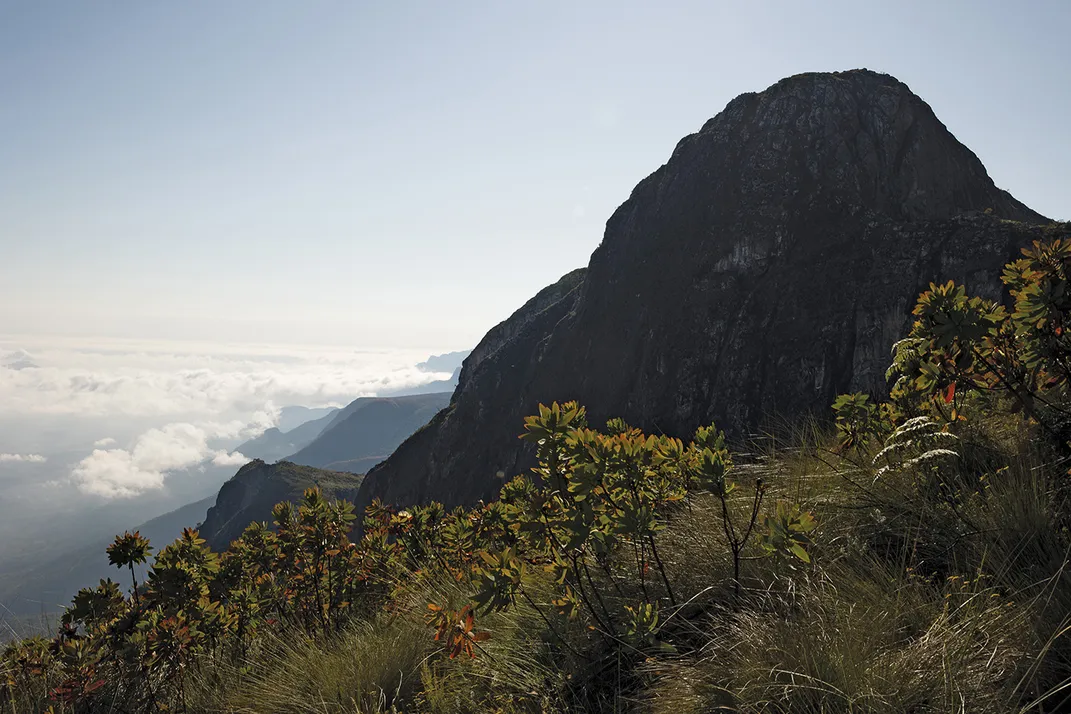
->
[357,69,1052,511]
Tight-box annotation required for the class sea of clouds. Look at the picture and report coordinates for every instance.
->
[0,334,455,501]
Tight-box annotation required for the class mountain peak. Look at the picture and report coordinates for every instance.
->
[356,70,1053,512]
[649,69,1044,226]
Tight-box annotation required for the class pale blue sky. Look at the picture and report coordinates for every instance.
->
[1,1,1067,349]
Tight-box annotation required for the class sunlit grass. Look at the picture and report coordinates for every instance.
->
[8,406,1071,713]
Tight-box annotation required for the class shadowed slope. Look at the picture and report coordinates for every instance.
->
[357,69,1051,512]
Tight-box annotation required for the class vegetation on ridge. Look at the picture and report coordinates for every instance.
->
[4,222,1071,712]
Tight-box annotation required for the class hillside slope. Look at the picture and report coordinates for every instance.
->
[357,69,1051,511]
[0,497,214,616]
[198,461,363,550]
[287,393,451,471]
[150,394,451,555]
[235,409,339,463]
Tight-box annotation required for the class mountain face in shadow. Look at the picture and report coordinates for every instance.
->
[287,393,452,471]
[276,405,339,433]
[184,393,454,550]
[235,409,339,463]
[356,69,1051,512]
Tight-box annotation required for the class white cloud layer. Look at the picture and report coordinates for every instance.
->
[72,421,263,498]
[211,450,250,467]
[71,448,166,498]
[0,338,451,418]
[0,338,456,500]
[0,336,457,499]
[0,453,47,463]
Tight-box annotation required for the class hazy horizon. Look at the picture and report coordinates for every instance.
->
[3,1,1069,349]
[0,334,457,485]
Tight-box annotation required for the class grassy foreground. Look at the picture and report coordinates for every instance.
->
[4,410,1070,713]
[209,422,1071,712]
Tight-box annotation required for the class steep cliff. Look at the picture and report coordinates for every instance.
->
[357,69,1052,511]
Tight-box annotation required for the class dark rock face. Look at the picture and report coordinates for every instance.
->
[358,69,1051,511]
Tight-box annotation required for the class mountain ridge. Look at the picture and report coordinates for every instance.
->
[235,409,339,463]
[287,392,451,470]
[193,393,454,549]
[355,68,1052,512]
[198,461,363,550]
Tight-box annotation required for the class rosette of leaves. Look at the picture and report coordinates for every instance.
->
[890,281,1006,421]
[872,416,960,481]
[392,501,447,568]
[688,424,732,495]
[623,602,675,654]
[107,530,152,607]
[145,529,219,612]
[62,579,126,635]
[1003,237,1071,379]
[425,603,490,659]
[472,547,524,614]
[49,638,106,708]
[521,401,588,493]
[439,508,480,579]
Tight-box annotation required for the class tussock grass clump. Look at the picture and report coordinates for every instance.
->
[637,436,1070,713]
[644,561,1031,713]
[194,617,430,714]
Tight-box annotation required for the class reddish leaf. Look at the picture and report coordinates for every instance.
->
[943,382,956,404]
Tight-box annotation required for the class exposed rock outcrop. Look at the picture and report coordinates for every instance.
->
[358,69,1052,511]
